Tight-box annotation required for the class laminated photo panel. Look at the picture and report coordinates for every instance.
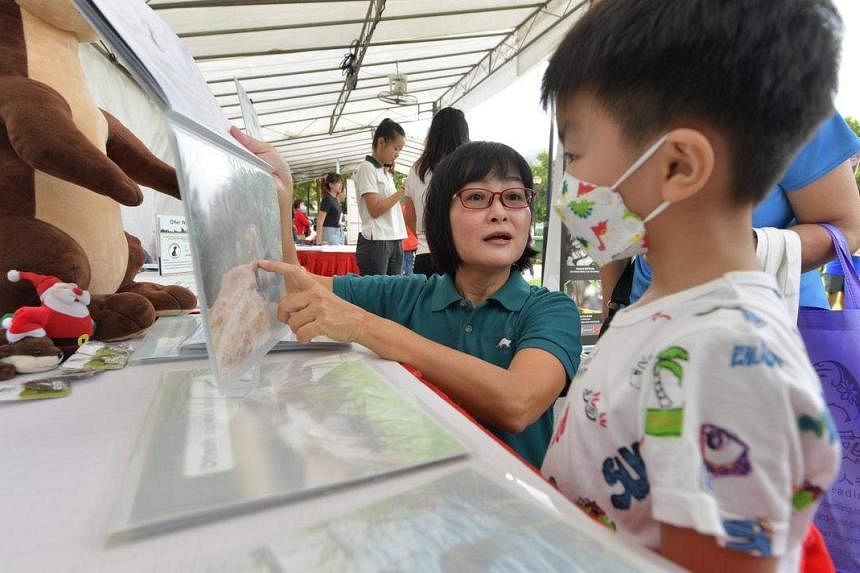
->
[111,353,468,537]
[207,468,677,573]
[169,118,284,383]
[72,0,251,158]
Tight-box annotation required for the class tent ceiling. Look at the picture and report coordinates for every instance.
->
[146,0,588,181]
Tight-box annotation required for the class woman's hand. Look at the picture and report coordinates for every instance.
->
[257,260,367,343]
[229,125,293,192]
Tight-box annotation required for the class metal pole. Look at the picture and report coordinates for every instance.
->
[541,107,554,271]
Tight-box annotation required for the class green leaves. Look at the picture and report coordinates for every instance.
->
[654,346,689,380]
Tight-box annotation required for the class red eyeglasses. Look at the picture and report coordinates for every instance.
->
[454,188,535,209]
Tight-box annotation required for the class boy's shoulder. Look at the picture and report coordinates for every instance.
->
[616,271,793,336]
[608,271,816,388]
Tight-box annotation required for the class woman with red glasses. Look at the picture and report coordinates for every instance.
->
[246,138,582,468]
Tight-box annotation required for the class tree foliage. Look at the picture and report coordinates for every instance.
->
[530,151,550,226]
[845,116,860,191]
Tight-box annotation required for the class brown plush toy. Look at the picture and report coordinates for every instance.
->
[0,0,196,341]
[0,328,63,381]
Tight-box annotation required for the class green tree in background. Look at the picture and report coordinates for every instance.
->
[846,116,860,191]
[530,151,549,225]
[846,116,859,136]
[294,178,320,209]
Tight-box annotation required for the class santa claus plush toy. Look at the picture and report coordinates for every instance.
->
[2,270,95,354]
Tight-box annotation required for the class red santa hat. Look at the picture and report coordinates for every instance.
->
[7,270,62,299]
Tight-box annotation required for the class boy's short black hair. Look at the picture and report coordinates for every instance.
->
[543,0,842,203]
[425,141,537,276]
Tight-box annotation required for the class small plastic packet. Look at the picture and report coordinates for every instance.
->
[60,341,133,372]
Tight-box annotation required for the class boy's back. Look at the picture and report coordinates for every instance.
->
[542,271,839,572]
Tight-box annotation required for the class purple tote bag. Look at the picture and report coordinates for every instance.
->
[799,224,860,573]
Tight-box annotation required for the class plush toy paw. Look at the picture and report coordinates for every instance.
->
[118,282,197,317]
[89,292,156,341]
[0,329,64,381]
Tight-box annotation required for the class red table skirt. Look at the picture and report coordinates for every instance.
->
[297,250,360,276]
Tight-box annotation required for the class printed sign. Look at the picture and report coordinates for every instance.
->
[158,214,192,275]
[560,227,604,346]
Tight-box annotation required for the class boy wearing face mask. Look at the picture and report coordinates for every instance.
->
[540,1,841,572]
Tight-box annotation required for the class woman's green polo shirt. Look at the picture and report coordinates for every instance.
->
[333,271,581,467]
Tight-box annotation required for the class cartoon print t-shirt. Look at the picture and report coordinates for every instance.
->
[541,271,840,573]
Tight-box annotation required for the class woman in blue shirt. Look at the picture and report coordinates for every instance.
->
[233,130,582,468]
[608,113,860,310]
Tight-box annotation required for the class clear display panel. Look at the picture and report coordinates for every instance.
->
[112,353,468,537]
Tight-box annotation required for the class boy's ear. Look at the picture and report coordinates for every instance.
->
[660,128,714,203]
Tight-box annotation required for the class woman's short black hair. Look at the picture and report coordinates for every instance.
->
[323,172,342,193]
[425,141,537,276]
[292,199,303,210]
[372,117,405,149]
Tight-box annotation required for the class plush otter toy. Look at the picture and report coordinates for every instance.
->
[0,329,62,381]
[0,0,196,341]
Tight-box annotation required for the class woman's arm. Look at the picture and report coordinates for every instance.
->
[403,196,417,233]
[598,259,628,315]
[315,210,327,244]
[786,160,860,271]
[258,260,567,432]
[363,185,406,219]
[360,315,566,432]
[229,126,298,265]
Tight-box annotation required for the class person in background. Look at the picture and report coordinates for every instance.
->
[401,201,418,274]
[292,199,312,241]
[353,118,407,275]
[404,107,470,276]
[316,172,346,245]
[246,140,581,468]
[540,1,841,571]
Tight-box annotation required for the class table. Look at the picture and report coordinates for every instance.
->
[296,245,359,276]
[0,344,681,572]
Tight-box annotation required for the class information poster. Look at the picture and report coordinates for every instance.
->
[157,214,192,275]
[560,227,603,346]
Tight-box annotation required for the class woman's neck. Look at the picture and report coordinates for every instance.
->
[454,266,511,306]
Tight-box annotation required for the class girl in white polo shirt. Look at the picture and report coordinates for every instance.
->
[353,118,408,275]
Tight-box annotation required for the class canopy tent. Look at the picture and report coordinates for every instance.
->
[143,0,589,181]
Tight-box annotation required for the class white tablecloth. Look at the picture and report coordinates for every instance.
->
[0,345,680,572]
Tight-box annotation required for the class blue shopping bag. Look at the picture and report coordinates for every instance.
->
[798,224,860,573]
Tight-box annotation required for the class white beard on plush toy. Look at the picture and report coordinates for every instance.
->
[43,284,91,318]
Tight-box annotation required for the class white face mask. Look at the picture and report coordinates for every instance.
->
[553,134,670,267]
[299,204,308,213]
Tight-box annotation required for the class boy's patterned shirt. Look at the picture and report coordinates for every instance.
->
[542,271,839,573]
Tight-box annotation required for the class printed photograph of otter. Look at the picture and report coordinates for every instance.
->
[170,122,285,384]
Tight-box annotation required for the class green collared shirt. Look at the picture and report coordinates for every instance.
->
[333,271,581,467]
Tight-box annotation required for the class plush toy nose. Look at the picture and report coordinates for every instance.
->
[73,287,83,296]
